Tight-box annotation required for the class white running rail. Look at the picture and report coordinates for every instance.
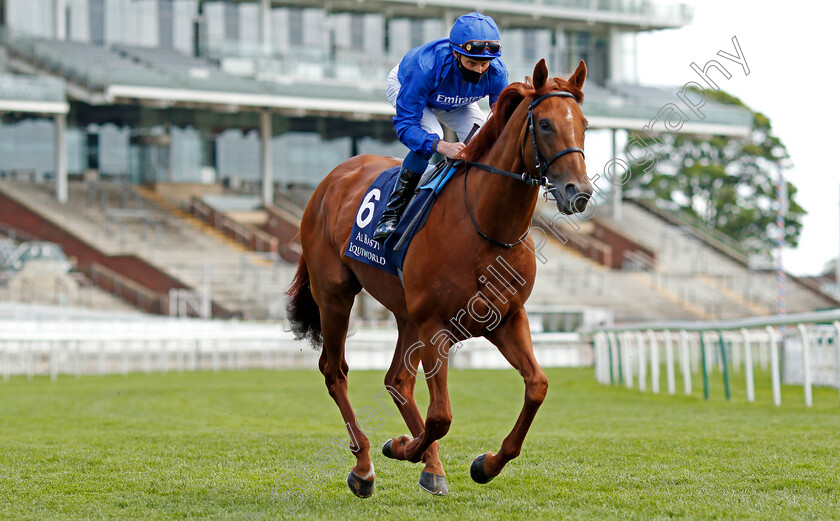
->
[589,310,840,407]
[0,305,591,380]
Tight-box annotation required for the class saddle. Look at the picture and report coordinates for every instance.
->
[343,160,458,281]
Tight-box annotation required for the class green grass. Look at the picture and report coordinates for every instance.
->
[1,366,839,520]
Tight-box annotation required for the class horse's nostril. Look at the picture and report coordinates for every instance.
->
[573,192,591,213]
[564,184,590,213]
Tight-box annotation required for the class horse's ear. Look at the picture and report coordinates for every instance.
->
[568,60,587,90]
[532,59,548,89]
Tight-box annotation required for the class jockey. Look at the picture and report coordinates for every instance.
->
[373,12,509,242]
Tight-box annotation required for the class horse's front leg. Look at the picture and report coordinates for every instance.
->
[471,309,549,483]
[384,323,452,466]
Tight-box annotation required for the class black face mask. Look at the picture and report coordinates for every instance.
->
[456,56,488,84]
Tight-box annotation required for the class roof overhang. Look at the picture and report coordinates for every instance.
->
[104,83,751,137]
[588,116,751,137]
[106,84,394,119]
[0,99,69,115]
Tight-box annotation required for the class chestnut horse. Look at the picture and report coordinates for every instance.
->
[286,59,591,497]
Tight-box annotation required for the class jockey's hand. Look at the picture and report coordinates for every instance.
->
[436,140,466,159]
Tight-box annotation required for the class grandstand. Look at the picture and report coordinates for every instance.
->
[528,200,837,322]
[0,178,294,319]
[1,173,835,323]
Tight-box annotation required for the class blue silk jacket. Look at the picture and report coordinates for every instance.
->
[394,38,509,156]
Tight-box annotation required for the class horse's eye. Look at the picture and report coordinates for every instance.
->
[538,120,551,131]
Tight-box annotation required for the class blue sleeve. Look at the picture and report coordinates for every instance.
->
[393,68,440,157]
[488,60,510,109]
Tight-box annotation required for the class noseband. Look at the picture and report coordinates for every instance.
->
[461,89,586,248]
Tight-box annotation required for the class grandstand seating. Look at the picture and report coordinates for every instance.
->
[112,44,218,75]
[526,216,717,322]
[525,196,837,322]
[603,200,835,315]
[0,179,294,319]
[0,226,140,312]
[1,176,835,324]
[6,35,386,103]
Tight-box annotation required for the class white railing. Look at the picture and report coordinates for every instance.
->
[590,310,840,407]
[0,318,294,381]
[0,313,591,380]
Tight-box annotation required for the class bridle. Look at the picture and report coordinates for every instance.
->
[463,90,585,248]
[464,90,585,188]
[524,91,585,181]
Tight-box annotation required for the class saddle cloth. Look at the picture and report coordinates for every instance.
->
[344,162,457,278]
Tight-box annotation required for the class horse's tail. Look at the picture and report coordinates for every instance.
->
[285,256,322,349]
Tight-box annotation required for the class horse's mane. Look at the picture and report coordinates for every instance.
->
[462,77,584,163]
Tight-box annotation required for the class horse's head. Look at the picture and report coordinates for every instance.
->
[524,59,591,215]
[463,59,593,215]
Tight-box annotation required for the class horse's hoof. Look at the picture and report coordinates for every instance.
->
[470,454,495,484]
[382,435,410,460]
[382,439,394,459]
[346,471,375,498]
[419,472,449,495]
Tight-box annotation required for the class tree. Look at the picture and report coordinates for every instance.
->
[625,90,805,255]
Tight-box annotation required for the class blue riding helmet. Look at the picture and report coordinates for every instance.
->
[448,12,502,59]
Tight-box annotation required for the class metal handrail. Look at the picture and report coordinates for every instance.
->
[190,197,278,253]
[622,249,656,272]
[0,221,39,243]
[631,199,751,264]
[587,309,840,333]
[84,263,164,314]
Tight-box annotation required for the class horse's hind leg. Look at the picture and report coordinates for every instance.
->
[470,309,548,484]
[310,266,374,498]
[382,322,453,468]
[382,318,448,495]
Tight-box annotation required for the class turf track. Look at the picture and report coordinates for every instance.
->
[1,366,839,520]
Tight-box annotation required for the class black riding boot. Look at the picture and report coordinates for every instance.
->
[373,165,421,242]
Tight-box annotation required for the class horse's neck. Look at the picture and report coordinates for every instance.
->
[466,119,538,243]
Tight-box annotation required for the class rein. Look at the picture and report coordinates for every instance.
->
[462,90,585,248]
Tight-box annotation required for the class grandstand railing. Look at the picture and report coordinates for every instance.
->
[190,197,279,254]
[81,263,167,315]
[631,199,840,306]
[0,221,39,243]
[590,310,840,407]
[631,198,751,265]
[262,205,301,263]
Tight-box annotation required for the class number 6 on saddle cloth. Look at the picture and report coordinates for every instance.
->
[344,160,457,283]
